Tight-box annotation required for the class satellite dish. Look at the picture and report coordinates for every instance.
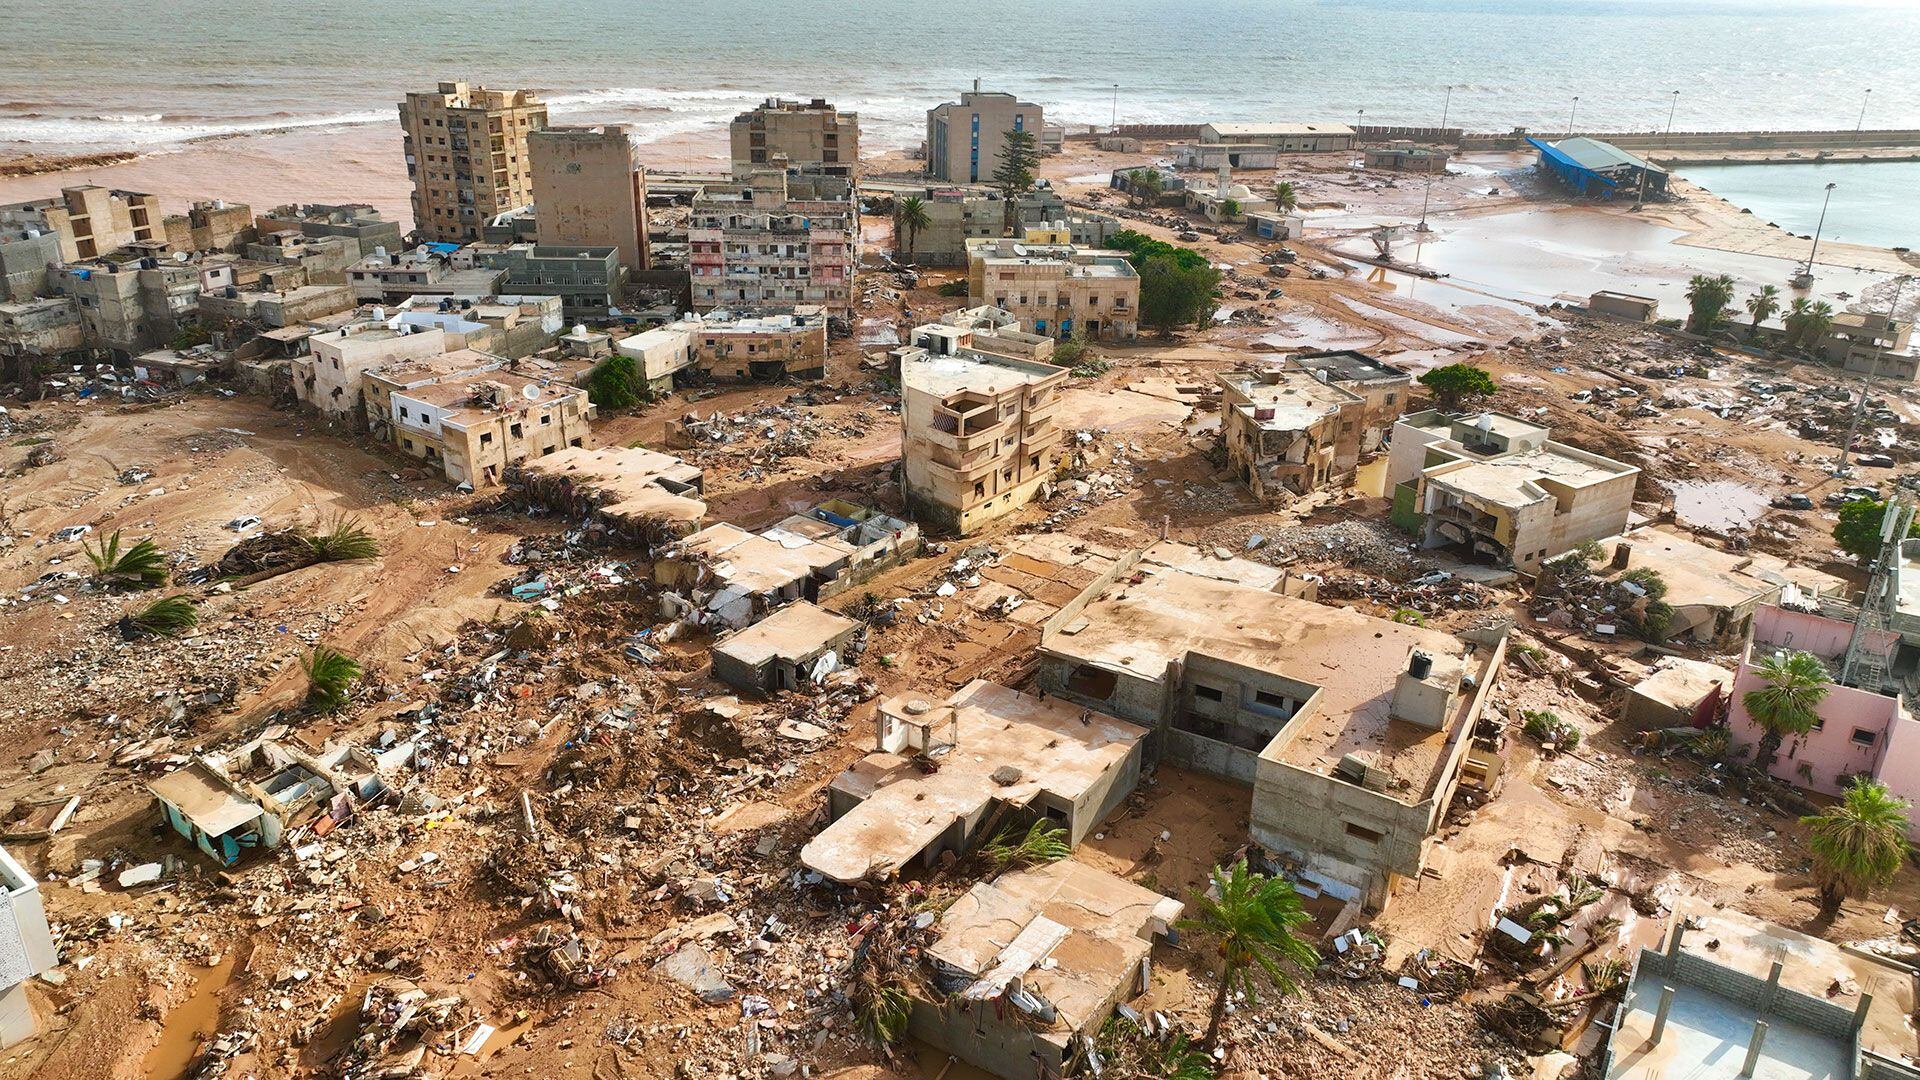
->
[172,251,190,262]
[522,384,540,400]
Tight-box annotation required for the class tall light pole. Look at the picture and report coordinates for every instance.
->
[1110,84,1119,130]
[1439,84,1454,133]
[1856,87,1872,147]
[1567,95,1579,137]
[1665,90,1680,148]
[1798,181,1838,286]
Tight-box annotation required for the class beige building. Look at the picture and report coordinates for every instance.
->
[729,98,858,177]
[966,237,1138,341]
[399,81,547,243]
[362,347,508,445]
[1182,165,1274,223]
[615,307,828,391]
[1825,311,1917,382]
[388,370,594,487]
[1198,122,1356,152]
[899,185,1004,267]
[926,83,1043,184]
[1032,541,1509,909]
[898,313,1068,534]
[1286,350,1413,452]
[1218,368,1366,500]
[0,186,163,261]
[529,125,649,275]
[295,321,455,424]
[1386,410,1640,572]
[688,169,857,316]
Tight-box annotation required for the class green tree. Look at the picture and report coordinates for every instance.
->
[1795,300,1836,352]
[85,530,167,590]
[990,127,1041,199]
[983,819,1070,869]
[1138,254,1221,338]
[1744,285,1781,341]
[1802,779,1911,917]
[1272,181,1299,213]
[128,595,198,638]
[1107,230,1209,272]
[1742,650,1830,768]
[305,516,380,563]
[1221,197,1242,219]
[1418,363,1498,412]
[587,354,647,410]
[1834,498,1920,561]
[1125,168,1164,209]
[301,644,363,712]
[1180,860,1318,1051]
[1684,273,1736,335]
[893,195,931,261]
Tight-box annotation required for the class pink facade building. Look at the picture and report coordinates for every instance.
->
[1727,605,1919,835]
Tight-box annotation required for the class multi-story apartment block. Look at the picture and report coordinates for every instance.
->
[615,307,828,391]
[899,186,1004,267]
[1286,350,1413,452]
[0,186,163,262]
[399,81,547,243]
[926,83,1042,184]
[689,168,857,318]
[1217,368,1367,500]
[0,230,59,302]
[346,247,506,304]
[529,125,649,275]
[898,313,1067,534]
[965,238,1138,341]
[0,297,85,359]
[729,98,859,177]
[295,320,455,424]
[388,371,594,487]
[255,203,405,253]
[471,243,621,318]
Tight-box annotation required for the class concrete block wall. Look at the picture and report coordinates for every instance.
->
[1635,947,1858,1040]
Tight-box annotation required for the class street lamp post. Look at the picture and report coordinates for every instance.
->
[1439,84,1454,133]
[1567,96,1579,136]
[1665,90,1680,147]
[1856,88,1872,145]
[1796,181,1838,286]
[1110,84,1118,130]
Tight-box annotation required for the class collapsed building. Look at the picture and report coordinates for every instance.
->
[1284,350,1412,453]
[914,860,1183,1079]
[1387,410,1639,573]
[511,445,707,546]
[655,502,919,630]
[710,600,862,695]
[1032,541,1508,909]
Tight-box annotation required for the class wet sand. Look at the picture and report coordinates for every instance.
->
[0,121,732,228]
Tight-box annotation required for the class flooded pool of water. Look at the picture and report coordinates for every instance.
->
[144,955,238,1080]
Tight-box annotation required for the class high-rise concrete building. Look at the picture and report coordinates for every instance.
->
[688,168,857,317]
[926,83,1043,184]
[528,125,649,275]
[729,98,859,177]
[399,81,547,243]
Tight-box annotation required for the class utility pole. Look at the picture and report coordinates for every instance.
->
[1567,96,1580,137]
[1419,170,1435,232]
[1110,84,1118,130]
[1799,181,1838,285]
[1665,90,1680,148]
[1439,84,1454,133]
[1836,374,1873,475]
[1855,87,1872,143]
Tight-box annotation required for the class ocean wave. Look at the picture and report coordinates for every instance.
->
[94,113,164,123]
[0,108,391,150]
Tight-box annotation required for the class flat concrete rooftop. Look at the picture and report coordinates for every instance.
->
[1430,443,1634,506]
[801,680,1148,884]
[1219,370,1358,431]
[713,601,857,668]
[901,347,1065,398]
[673,521,851,596]
[515,446,705,526]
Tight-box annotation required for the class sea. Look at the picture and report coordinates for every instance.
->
[5,0,1920,158]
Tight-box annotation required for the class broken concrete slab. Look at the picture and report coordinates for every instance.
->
[657,943,734,1003]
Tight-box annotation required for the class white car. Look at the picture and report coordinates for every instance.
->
[226,516,263,532]
[52,525,93,542]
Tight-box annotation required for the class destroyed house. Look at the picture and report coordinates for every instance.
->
[1386,410,1638,573]
[914,860,1183,1080]
[147,739,395,865]
[710,600,861,695]
[801,680,1149,884]
[511,445,706,546]
[1033,542,1507,909]
[1285,350,1411,453]
[1589,528,1801,649]
[656,521,856,630]
[1216,368,1365,500]
[1604,902,1918,1079]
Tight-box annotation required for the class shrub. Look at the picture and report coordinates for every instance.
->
[1522,709,1580,750]
[586,354,648,410]
[983,819,1071,869]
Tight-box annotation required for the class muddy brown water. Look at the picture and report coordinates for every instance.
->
[143,954,238,1080]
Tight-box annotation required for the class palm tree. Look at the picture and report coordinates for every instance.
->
[1802,779,1911,917]
[304,516,380,563]
[300,645,362,712]
[1180,860,1318,1051]
[983,819,1070,869]
[1743,650,1830,768]
[85,530,168,590]
[894,195,931,262]
[1273,181,1299,214]
[1744,285,1781,340]
[1126,168,1163,209]
[1684,273,1736,335]
[1801,300,1836,353]
[128,595,198,638]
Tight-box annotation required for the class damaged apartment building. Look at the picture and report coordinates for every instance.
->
[689,165,857,319]
[729,97,859,177]
[1386,409,1639,573]
[614,307,828,391]
[898,309,1069,535]
[385,370,594,487]
[1218,367,1366,500]
[1030,542,1509,910]
[655,501,920,630]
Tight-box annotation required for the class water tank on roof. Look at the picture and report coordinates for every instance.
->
[372,306,386,322]
[572,324,586,336]
[522,384,540,400]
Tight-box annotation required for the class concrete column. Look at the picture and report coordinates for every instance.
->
[1852,992,1875,1035]
[1762,960,1783,1014]
[1740,1020,1768,1078]
[1650,985,1676,1046]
